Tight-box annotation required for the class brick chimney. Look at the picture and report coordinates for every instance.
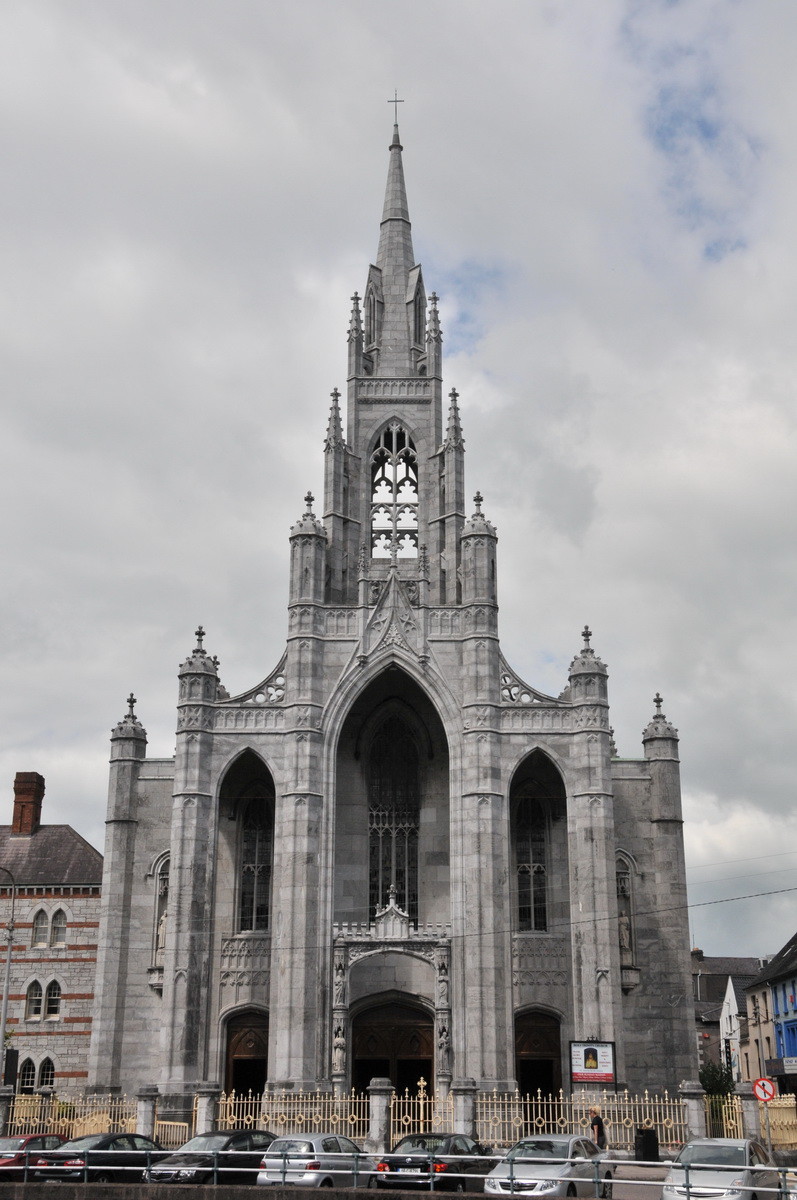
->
[12,772,45,835]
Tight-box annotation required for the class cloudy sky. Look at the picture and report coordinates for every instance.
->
[2,0,796,960]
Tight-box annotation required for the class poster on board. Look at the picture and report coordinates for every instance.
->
[570,1041,616,1086]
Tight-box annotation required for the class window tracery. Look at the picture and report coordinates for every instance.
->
[368,716,419,920]
[239,798,273,932]
[370,424,419,558]
[515,797,548,932]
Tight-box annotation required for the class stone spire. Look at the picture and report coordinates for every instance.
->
[443,386,464,450]
[324,388,344,453]
[366,123,424,377]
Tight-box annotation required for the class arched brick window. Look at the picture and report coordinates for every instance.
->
[31,910,48,947]
[25,982,42,1020]
[45,981,61,1018]
[50,909,67,945]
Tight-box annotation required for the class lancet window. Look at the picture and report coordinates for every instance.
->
[368,716,420,921]
[239,798,273,932]
[515,797,548,932]
[370,424,419,558]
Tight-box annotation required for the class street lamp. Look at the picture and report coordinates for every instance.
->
[0,867,16,1086]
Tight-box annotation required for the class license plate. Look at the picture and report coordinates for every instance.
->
[398,1168,424,1174]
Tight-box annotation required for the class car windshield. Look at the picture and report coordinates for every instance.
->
[677,1145,746,1167]
[0,1139,26,1152]
[267,1140,314,1155]
[393,1136,446,1153]
[176,1135,231,1153]
[507,1140,571,1161]
[59,1136,109,1152]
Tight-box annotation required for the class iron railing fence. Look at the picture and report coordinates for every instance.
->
[258,1088,370,1142]
[389,1077,454,1144]
[8,1092,136,1138]
[476,1089,689,1152]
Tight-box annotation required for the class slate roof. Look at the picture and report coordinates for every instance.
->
[0,825,103,887]
[747,930,797,988]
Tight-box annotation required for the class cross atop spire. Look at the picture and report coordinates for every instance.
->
[126,692,137,719]
[195,625,205,650]
[654,692,664,715]
[582,625,592,649]
[387,90,404,123]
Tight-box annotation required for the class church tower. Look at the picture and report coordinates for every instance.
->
[88,123,696,1105]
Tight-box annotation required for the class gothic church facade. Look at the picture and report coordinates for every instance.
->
[88,126,696,1102]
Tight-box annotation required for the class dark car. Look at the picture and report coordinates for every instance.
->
[144,1128,277,1185]
[376,1133,497,1191]
[32,1132,164,1182]
[0,1133,65,1180]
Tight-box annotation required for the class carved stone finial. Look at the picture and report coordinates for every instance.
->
[126,692,136,719]
[582,625,592,649]
[473,491,483,513]
[330,388,340,404]
[304,491,314,514]
[449,387,459,404]
[389,537,399,568]
[195,626,205,650]
[654,692,663,715]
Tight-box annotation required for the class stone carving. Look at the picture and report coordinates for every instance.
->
[332,1026,346,1074]
[334,954,347,1005]
[437,1024,450,1072]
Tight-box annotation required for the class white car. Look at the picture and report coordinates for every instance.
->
[660,1138,778,1200]
[257,1133,377,1188]
[484,1135,612,1197]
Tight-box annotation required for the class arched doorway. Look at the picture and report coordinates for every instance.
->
[352,1002,433,1095]
[515,1011,562,1095]
[226,1010,269,1094]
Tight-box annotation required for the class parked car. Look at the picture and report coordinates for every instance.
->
[660,1138,778,1200]
[376,1132,498,1191]
[0,1133,65,1180]
[483,1135,612,1197]
[144,1129,277,1184]
[32,1132,164,1182]
[258,1132,377,1188]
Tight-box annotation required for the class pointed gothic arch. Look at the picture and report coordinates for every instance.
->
[515,1008,562,1096]
[350,998,434,1095]
[369,421,419,558]
[334,669,450,929]
[224,1006,269,1095]
[509,750,568,934]
[218,750,276,934]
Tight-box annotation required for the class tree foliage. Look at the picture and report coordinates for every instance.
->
[700,1061,736,1096]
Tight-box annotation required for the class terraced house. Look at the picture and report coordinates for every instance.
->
[87,124,697,1112]
[0,772,102,1092]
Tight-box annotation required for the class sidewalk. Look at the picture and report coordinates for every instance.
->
[611,1162,669,1200]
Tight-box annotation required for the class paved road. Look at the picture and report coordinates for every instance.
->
[611,1162,668,1200]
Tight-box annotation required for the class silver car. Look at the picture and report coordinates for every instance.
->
[484,1135,612,1197]
[661,1138,778,1200]
[257,1133,377,1188]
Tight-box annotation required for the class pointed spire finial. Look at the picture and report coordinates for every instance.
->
[582,625,592,649]
[195,625,205,650]
[126,692,136,719]
[304,491,315,515]
[388,90,404,124]
[473,491,483,513]
[654,692,664,715]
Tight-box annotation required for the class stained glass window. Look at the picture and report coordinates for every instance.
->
[370,424,419,558]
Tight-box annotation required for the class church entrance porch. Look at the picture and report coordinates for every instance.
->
[352,1002,433,1095]
[225,1010,269,1094]
[515,1010,562,1096]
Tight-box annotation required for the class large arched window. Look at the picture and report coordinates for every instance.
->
[239,799,273,932]
[50,909,67,946]
[25,982,42,1020]
[368,715,420,920]
[31,910,48,947]
[511,752,567,934]
[220,753,276,937]
[370,424,419,558]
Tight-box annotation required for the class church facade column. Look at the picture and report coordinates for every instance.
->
[566,629,624,1083]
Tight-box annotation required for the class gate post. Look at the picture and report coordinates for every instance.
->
[365,1077,394,1156]
[451,1078,478,1139]
[0,1085,13,1135]
[678,1080,707,1140]
[136,1085,159,1138]
[195,1082,221,1132]
[737,1082,761,1140]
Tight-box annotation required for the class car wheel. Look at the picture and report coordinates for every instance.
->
[602,1174,613,1199]
[93,1173,112,1184]
[454,1183,466,1193]
[320,1179,334,1188]
[566,1185,577,1197]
